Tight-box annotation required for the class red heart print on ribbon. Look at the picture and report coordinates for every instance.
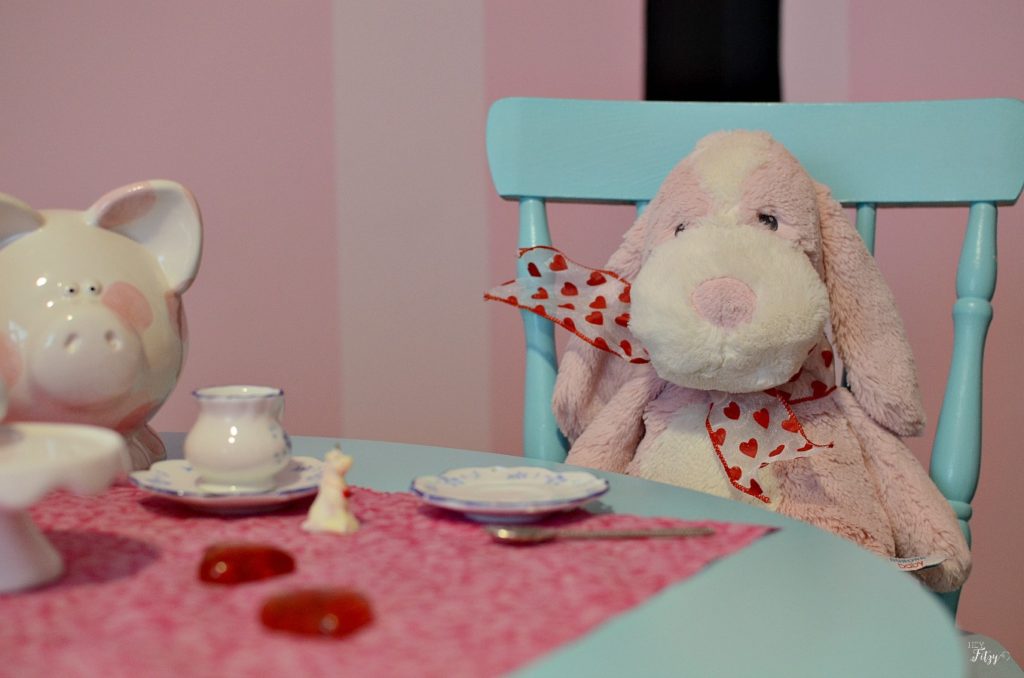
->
[484,246,650,364]
[704,336,837,503]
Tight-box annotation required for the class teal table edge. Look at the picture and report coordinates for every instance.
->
[160,433,966,678]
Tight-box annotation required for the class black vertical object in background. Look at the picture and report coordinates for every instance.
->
[645,0,781,102]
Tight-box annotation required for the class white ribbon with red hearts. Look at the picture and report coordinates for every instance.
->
[486,246,836,503]
[704,340,836,503]
[484,246,649,364]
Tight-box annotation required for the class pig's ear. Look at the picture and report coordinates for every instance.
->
[0,193,45,249]
[88,180,203,294]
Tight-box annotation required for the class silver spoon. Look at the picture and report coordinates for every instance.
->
[486,525,715,544]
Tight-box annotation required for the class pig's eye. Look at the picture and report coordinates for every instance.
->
[63,284,79,297]
[674,222,687,235]
[83,280,103,296]
[757,213,779,231]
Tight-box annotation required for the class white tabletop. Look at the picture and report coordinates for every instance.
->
[164,433,965,678]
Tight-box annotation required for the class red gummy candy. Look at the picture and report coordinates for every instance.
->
[198,543,295,585]
[260,588,374,638]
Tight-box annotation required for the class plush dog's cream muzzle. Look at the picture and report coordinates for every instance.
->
[630,223,829,393]
[484,240,837,503]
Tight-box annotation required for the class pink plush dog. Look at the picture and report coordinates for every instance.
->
[489,130,969,591]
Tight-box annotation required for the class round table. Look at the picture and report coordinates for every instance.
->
[170,433,964,678]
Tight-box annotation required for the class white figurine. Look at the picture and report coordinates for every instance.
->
[302,445,360,534]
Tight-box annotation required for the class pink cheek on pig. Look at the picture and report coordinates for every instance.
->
[102,282,154,332]
[0,334,23,389]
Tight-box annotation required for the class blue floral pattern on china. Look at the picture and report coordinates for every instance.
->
[410,466,609,523]
[129,456,322,514]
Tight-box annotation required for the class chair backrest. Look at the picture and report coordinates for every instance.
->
[486,96,1024,615]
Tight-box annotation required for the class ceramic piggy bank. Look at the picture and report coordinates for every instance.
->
[0,181,202,471]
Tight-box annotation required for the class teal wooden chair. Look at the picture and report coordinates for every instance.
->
[486,97,1024,626]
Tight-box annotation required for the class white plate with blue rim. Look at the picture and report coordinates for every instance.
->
[129,456,322,514]
[410,466,610,523]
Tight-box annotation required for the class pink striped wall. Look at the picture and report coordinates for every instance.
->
[0,1,342,437]
[0,0,1019,657]
[332,1,492,451]
[484,0,645,453]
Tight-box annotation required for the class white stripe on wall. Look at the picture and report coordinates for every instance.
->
[332,0,491,450]
[781,0,850,102]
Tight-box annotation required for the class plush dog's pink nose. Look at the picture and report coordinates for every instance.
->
[691,277,757,328]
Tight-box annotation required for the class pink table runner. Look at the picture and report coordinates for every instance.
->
[4,486,773,677]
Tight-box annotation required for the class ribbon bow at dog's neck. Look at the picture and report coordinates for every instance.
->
[485,246,836,503]
[703,343,836,503]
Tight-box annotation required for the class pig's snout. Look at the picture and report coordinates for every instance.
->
[30,305,144,407]
[62,328,124,353]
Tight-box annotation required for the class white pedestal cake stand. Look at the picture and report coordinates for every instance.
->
[0,423,125,593]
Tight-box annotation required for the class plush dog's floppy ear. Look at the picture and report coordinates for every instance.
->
[817,183,926,436]
[553,209,656,443]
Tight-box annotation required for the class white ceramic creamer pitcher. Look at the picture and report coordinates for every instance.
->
[183,385,291,492]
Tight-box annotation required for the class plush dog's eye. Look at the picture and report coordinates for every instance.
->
[674,223,687,235]
[757,213,779,231]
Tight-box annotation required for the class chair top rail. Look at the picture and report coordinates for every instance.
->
[487,97,1024,206]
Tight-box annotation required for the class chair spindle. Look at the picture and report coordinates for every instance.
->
[930,201,997,615]
[518,197,568,461]
[855,203,877,255]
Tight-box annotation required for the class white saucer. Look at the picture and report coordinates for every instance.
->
[129,457,322,514]
[410,466,609,523]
